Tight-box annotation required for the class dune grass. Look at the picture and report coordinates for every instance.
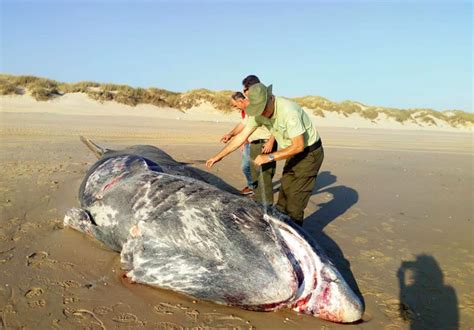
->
[1,74,472,128]
[445,110,474,127]
[295,95,473,127]
[0,79,20,95]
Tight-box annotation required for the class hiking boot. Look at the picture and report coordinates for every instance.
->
[240,186,254,195]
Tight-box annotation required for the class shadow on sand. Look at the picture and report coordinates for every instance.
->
[397,254,459,329]
[303,171,363,303]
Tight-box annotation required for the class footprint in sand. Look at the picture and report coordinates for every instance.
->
[25,287,44,298]
[153,321,184,330]
[63,307,106,329]
[93,305,113,315]
[200,312,251,328]
[28,299,46,308]
[26,251,57,268]
[63,295,79,305]
[101,303,145,327]
[153,302,179,315]
[0,248,14,264]
[59,280,81,289]
[112,312,141,324]
[152,302,253,328]
[185,309,200,322]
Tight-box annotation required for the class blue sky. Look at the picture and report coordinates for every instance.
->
[1,0,472,111]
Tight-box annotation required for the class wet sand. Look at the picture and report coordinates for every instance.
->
[0,111,472,329]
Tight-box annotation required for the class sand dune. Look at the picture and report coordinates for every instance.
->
[1,93,472,132]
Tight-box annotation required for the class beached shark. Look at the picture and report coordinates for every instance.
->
[64,137,364,323]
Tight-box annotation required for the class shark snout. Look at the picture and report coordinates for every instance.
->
[333,283,364,323]
[308,267,364,323]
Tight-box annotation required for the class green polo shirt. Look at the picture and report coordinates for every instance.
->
[246,96,319,149]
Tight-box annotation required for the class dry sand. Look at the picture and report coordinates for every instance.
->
[0,96,473,329]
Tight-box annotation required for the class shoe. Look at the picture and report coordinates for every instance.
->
[240,186,254,195]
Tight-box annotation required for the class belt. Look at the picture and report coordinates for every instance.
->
[304,139,322,153]
[250,139,268,144]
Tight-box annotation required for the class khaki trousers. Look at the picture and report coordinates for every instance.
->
[276,145,324,225]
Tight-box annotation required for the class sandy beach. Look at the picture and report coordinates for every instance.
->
[0,96,472,329]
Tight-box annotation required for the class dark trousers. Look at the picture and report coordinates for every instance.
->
[249,140,277,206]
[276,145,324,225]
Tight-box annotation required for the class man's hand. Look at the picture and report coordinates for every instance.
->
[261,136,275,154]
[261,140,274,154]
[206,156,221,168]
[208,125,257,169]
[220,133,232,143]
[254,154,270,167]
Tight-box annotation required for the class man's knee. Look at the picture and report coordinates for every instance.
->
[280,183,312,225]
[286,206,304,225]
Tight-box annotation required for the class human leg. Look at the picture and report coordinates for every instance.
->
[241,143,254,191]
[250,141,275,206]
[276,146,324,225]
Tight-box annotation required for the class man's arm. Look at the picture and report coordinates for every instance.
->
[220,122,245,143]
[207,125,257,168]
[254,134,305,166]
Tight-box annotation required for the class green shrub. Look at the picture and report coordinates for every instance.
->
[339,101,361,115]
[87,90,114,103]
[361,108,379,120]
[10,75,41,87]
[311,108,325,117]
[30,86,60,101]
[0,79,20,95]
[295,96,339,113]
[58,81,100,93]
[381,108,414,123]
[418,115,437,126]
[25,78,60,101]
[146,88,181,108]
[179,89,234,112]
[445,110,474,127]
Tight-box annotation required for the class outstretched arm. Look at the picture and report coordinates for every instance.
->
[207,125,257,168]
[220,122,245,143]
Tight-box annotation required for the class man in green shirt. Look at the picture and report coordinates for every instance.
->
[206,82,324,225]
